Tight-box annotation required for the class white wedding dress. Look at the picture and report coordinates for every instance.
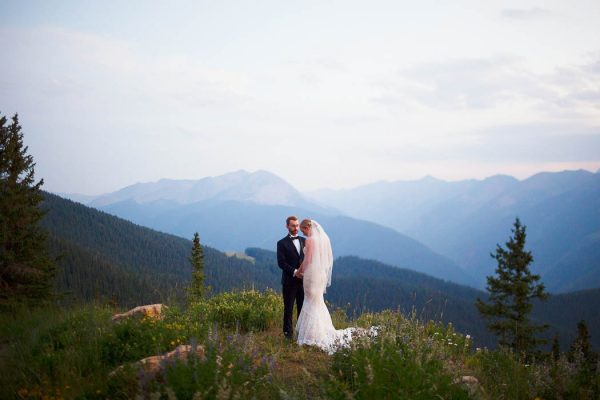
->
[295,221,372,354]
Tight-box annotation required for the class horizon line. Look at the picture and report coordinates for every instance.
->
[52,167,600,197]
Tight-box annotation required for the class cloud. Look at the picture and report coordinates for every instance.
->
[469,124,600,162]
[500,8,552,21]
[374,123,600,164]
[0,26,250,113]
[370,54,600,117]
[371,56,540,110]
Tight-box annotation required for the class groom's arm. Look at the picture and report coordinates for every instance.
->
[277,241,296,276]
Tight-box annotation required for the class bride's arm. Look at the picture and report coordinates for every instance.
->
[298,238,313,273]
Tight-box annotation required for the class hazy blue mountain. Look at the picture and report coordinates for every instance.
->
[308,170,600,292]
[543,230,600,292]
[85,170,476,286]
[99,198,476,286]
[89,170,336,215]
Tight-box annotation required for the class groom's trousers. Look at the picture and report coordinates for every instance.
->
[282,281,304,338]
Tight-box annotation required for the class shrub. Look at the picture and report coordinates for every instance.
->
[189,289,282,332]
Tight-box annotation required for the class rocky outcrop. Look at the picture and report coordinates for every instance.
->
[110,344,205,378]
[111,304,166,322]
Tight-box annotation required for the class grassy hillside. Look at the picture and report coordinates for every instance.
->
[1,291,598,399]
[41,192,280,306]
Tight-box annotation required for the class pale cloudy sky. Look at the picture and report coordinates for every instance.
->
[1,0,599,194]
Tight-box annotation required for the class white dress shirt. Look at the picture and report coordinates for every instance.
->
[291,235,301,277]
[290,235,301,254]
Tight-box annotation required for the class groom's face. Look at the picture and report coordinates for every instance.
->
[287,220,299,236]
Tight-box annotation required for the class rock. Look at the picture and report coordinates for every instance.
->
[111,304,167,322]
[459,375,479,385]
[110,344,205,378]
[453,376,479,395]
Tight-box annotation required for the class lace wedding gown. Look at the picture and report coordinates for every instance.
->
[295,221,372,354]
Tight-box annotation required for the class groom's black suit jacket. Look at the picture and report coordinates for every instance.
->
[277,235,306,285]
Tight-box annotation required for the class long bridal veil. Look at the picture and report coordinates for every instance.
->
[307,220,333,293]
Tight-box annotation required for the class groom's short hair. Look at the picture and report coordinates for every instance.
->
[286,215,298,226]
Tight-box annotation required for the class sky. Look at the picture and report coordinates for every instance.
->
[1,0,599,195]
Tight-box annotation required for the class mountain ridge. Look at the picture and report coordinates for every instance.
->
[55,168,600,292]
[87,170,332,211]
[307,169,600,292]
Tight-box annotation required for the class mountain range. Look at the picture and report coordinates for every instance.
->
[40,192,600,349]
[88,170,332,213]
[62,168,600,292]
[68,170,474,286]
[308,169,600,292]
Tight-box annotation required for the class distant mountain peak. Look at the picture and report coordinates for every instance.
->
[88,169,323,210]
[419,175,443,183]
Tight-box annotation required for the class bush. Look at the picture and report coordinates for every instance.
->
[189,289,282,332]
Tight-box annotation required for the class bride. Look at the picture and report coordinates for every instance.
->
[295,219,361,353]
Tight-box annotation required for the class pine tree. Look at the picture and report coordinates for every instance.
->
[475,218,549,355]
[0,112,56,308]
[570,320,594,365]
[186,232,205,304]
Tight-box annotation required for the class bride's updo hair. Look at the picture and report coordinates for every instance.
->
[300,219,312,229]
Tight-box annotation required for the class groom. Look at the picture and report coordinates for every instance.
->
[277,215,305,339]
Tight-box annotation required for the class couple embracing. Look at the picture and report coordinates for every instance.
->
[276,216,356,353]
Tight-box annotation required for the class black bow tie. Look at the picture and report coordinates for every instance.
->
[290,236,300,241]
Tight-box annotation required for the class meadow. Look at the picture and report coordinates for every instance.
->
[1,289,598,399]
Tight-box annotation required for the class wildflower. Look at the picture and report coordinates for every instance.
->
[465,335,471,340]
[365,362,374,384]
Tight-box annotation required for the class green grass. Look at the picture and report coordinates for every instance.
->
[1,290,599,399]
